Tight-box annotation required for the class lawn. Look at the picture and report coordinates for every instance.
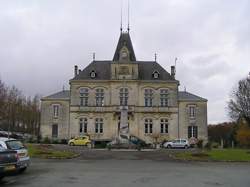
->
[26,144,78,159]
[175,149,250,162]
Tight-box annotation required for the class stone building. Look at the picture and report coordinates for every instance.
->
[41,30,208,144]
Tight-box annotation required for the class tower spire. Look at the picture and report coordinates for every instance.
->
[127,0,130,32]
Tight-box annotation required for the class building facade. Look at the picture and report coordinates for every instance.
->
[41,31,208,144]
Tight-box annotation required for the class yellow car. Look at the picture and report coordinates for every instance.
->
[68,136,91,146]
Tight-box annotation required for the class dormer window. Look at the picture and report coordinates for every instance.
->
[152,71,160,79]
[90,71,96,78]
[119,46,130,61]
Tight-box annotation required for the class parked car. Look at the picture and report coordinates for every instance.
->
[68,136,91,146]
[0,147,19,180]
[163,139,190,149]
[0,138,30,172]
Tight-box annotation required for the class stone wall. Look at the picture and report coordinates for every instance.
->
[178,101,208,142]
[40,99,70,139]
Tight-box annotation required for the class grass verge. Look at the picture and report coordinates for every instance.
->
[175,149,250,162]
[26,144,78,159]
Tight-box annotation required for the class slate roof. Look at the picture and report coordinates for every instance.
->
[42,90,70,100]
[113,32,136,61]
[71,32,175,81]
[72,61,175,81]
[73,61,111,80]
[178,91,207,102]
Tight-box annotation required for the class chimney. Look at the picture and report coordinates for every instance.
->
[171,66,175,79]
[74,65,78,76]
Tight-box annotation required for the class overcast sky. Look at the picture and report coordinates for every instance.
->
[0,0,249,124]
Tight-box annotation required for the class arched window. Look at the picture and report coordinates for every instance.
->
[144,89,153,107]
[96,88,104,106]
[79,88,89,106]
[160,89,168,107]
[120,88,129,106]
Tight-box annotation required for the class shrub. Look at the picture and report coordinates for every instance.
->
[60,139,68,144]
[43,137,51,144]
[204,142,212,150]
[211,142,219,148]
[52,139,59,144]
[197,139,203,149]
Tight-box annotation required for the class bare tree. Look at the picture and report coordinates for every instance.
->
[0,79,41,135]
[228,77,250,125]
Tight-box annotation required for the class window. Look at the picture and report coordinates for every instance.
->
[95,118,103,133]
[80,88,89,106]
[79,118,88,133]
[144,89,153,107]
[189,106,196,117]
[96,88,104,106]
[152,71,159,79]
[90,71,96,78]
[52,124,58,138]
[120,88,129,106]
[160,89,168,107]
[53,105,59,118]
[160,119,168,133]
[188,126,198,138]
[144,119,153,134]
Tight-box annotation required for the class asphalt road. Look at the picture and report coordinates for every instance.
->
[1,157,250,187]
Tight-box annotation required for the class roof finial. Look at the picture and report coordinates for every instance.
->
[93,52,96,61]
[184,86,186,92]
[127,0,130,32]
[154,53,157,62]
[120,0,123,32]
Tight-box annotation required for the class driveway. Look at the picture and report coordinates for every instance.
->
[1,157,250,187]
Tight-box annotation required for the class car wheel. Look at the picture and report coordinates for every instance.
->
[184,145,188,149]
[167,145,171,149]
[19,167,27,173]
[69,142,74,146]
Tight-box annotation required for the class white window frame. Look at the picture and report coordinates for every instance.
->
[120,88,129,106]
[188,125,198,138]
[189,106,196,118]
[95,118,103,134]
[53,105,59,118]
[80,88,89,106]
[79,118,88,134]
[96,88,104,106]
[160,89,168,107]
[144,89,153,107]
[144,118,153,134]
[160,119,168,133]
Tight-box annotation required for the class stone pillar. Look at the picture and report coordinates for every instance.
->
[119,106,129,143]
